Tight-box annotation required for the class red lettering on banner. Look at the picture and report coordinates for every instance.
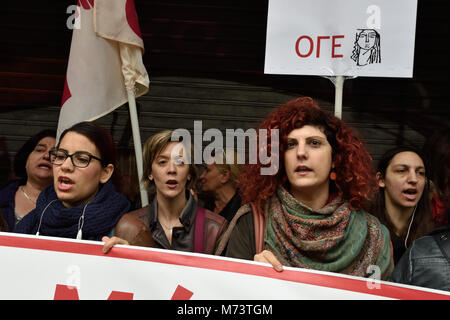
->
[54,284,80,300]
[295,35,345,58]
[171,285,194,300]
[332,35,345,58]
[53,284,133,300]
[316,36,330,58]
[108,291,134,300]
[295,36,314,57]
[53,284,191,300]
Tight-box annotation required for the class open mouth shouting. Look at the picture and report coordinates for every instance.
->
[58,176,74,191]
[402,188,418,201]
[166,179,179,189]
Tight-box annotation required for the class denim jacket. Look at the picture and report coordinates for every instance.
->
[391,226,450,292]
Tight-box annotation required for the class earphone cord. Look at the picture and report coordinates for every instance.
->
[404,204,417,249]
[36,200,88,240]
[76,203,89,240]
[36,200,58,236]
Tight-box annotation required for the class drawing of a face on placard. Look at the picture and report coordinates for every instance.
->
[351,29,381,66]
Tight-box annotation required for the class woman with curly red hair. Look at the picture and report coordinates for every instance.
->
[215,97,394,280]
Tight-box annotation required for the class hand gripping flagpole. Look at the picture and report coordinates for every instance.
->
[127,89,149,207]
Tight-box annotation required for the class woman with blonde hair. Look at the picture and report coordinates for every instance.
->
[104,130,228,254]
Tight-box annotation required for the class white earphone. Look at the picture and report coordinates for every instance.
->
[35,200,58,236]
[36,200,88,240]
[404,204,417,249]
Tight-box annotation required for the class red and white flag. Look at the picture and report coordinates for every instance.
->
[58,0,149,139]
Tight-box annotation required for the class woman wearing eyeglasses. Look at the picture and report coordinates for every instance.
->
[15,122,153,246]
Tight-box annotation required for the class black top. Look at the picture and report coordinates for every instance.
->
[390,232,407,265]
[218,193,242,223]
[392,224,450,292]
[203,192,242,223]
[147,192,198,252]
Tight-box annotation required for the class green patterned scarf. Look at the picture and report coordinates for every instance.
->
[265,186,393,279]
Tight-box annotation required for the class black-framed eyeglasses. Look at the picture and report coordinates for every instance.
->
[49,149,103,168]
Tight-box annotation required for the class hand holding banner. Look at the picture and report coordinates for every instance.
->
[1,233,449,300]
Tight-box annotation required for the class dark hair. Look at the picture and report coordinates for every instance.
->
[0,209,8,232]
[424,129,450,214]
[14,129,57,179]
[58,121,121,190]
[116,147,140,202]
[370,146,434,246]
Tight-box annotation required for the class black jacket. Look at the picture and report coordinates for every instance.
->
[391,226,450,292]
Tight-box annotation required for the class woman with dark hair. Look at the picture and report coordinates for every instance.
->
[392,129,450,291]
[15,122,153,246]
[215,97,393,279]
[103,129,228,254]
[370,146,434,264]
[0,129,56,231]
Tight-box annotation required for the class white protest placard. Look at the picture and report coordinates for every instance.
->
[264,0,418,77]
[0,232,449,300]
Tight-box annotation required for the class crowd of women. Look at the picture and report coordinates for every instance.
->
[1,97,449,293]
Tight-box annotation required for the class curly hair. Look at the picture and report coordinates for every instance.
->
[237,97,377,211]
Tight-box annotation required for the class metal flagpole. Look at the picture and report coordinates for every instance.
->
[127,89,149,207]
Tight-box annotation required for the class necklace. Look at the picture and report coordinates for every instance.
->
[21,186,36,204]
[159,220,174,232]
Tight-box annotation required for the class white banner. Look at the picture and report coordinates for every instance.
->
[264,0,418,78]
[0,232,448,300]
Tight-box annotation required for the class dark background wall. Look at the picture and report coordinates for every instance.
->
[0,0,449,181]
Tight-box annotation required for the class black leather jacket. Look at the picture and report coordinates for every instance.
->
[391,227,450,292]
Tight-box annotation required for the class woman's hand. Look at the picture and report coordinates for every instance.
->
[254,250,283,272]
[102,236,129,254]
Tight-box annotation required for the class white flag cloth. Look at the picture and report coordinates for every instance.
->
[58,0,149,139]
